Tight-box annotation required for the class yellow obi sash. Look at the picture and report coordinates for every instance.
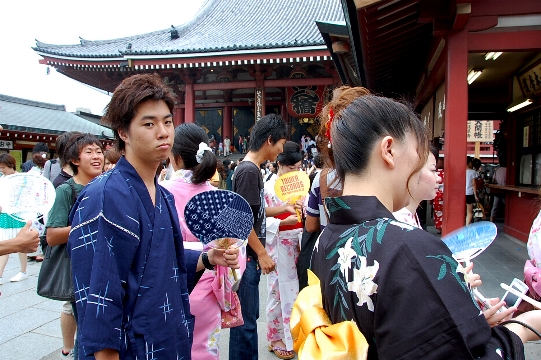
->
[290,270,368,360]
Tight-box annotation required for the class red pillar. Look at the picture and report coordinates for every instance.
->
[185,83,195,123]
[173,106,184,127]
[442,29,468,235]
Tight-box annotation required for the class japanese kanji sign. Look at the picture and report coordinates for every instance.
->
[286,86,326,118]
[0,140,13,149]
[467,121,494,142]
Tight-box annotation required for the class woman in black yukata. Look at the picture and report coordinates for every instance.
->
[309,87,541,359]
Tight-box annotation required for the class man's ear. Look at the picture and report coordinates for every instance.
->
[380,136,395,169]
[118,128,129,144]
[71,158,80,166]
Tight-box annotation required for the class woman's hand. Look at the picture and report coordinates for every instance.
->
[483,299,515,327]
[281,215,299,226]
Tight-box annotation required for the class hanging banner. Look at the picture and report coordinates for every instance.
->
[286,86,326,118]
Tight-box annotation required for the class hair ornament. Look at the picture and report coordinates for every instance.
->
[196,142,212,164]
[325,107,335,148]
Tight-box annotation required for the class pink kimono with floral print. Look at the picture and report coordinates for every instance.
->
[161,170,246,360]
[263,176,302,351]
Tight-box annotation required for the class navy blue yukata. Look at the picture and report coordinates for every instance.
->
[68,157,201,360]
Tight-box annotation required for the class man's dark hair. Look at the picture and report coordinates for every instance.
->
[223,159,231,168]
[102,73,176,152]
[33,142,49,154]
[65,133,104,175]
[248,114,288,152]
[56,131,82,167]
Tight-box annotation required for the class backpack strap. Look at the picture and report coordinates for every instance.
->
[66,181,78,226]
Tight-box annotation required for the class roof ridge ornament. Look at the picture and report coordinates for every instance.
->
[170,25,179,40]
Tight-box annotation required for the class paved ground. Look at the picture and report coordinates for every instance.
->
[0,223,539,359]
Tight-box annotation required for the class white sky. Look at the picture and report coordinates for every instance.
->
[0,0,205,115]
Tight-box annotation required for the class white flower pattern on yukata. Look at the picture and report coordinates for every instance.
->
[338,237,356,282]
[347,257,379,311]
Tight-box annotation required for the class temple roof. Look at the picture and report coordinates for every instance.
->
[34,0,344,59]
[0,95,113,138]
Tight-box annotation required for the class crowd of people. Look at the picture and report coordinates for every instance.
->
[2,74,541,360]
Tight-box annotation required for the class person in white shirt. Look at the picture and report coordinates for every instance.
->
[466,157,481,225]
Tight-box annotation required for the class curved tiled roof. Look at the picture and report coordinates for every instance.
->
[33,0,343,58]
[0,95,113,138]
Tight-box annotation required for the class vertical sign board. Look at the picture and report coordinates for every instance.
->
[467,121,494,142]
[420,96,434,138]
[434,83,446,138]
[255,88,263,122]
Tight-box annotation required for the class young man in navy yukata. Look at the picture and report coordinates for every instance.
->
[67,73,239,360]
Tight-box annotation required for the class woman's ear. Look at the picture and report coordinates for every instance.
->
[380,136,395,169]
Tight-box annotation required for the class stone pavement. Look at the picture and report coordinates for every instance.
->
[0,223,539,359]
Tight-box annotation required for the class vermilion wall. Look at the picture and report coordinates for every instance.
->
[504,192,538,242]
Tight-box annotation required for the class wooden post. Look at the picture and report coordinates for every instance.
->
[474,142,481,159]
[185,83,195,123]
[443,29,468,235]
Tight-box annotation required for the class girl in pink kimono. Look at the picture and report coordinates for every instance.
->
[161,123,246,360]
[263,141,304,359]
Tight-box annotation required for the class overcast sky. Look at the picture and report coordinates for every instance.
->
[0,0,205,115]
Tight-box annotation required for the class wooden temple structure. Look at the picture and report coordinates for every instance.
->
[33,0,344,150]
[319,0,541,238]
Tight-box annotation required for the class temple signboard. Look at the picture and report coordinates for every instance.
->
[467,120,494,142]
[286,86,326,118]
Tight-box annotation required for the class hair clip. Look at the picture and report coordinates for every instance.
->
[325,108,335,148]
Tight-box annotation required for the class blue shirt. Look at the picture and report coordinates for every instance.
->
[68,157,200,359]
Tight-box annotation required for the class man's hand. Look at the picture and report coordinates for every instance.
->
[208,246,240,269]
[257,252,275,275]
[14,221,39,253]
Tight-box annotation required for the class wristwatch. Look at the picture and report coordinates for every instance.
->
[201,251,215,270]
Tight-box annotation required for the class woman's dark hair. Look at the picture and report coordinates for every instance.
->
[56,131,82,167]
[276,141,303,167]
[32,153,46,168]
[430,145,439,160]
[172,123,216,185]
[248,114,288,152]
[472,158,482,170]
[65,133,104,175]
[230,162,237,172]
[0,153,16,170]
[312,154,323,168]
[104,148,121,165]
[102,73,176,152]
[319,88,428,185]
[217,161,227,180]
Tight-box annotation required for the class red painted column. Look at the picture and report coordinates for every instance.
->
[223,105,232,141]
[442,29,468,235]
[184,83,195,123]
[173,106,184,127]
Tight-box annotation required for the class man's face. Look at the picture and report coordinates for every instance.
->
[267,138,286,161]
[73,143,104,178]
[119,99,174,166]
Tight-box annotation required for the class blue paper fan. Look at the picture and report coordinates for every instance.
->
[184,190,253,248]
[441,221,497,261]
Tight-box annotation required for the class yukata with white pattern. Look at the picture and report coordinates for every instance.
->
[263,175,302,351]
[161,169,246,360]
[311,195,525,359]
[67,157,201,360]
